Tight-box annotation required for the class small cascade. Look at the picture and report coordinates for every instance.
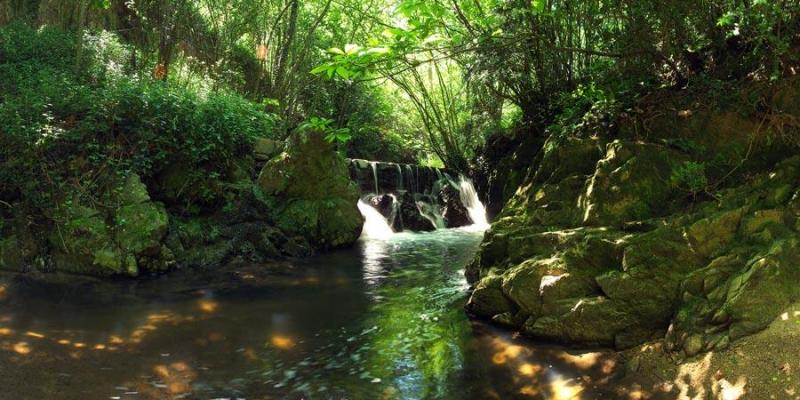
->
[404,165,416,193]
[357,200,393,239]
[416,200,446,229]
[348,159,491,235]
[369,162,380,193]
[387,193,402,228]
[458,176,490,229]
[395,164,404,191]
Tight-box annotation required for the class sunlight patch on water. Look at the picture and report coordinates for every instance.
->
[197,299,219,313]
[549,376,584,400]
[270,335,296,350]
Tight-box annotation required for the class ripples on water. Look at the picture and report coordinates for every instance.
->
[0,228,641,399]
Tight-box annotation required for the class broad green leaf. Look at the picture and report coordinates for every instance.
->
[310,64,330,75]
[366,47,391,55]
[335,66,351,79]
[344,44,361,55]
[327,47,345,55]
[532,0,545,14]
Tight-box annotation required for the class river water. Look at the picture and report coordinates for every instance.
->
[0,227,634,400]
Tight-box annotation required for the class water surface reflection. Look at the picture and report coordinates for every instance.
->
[0,228,645,399]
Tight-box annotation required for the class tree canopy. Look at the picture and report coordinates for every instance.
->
[1,0,798,169]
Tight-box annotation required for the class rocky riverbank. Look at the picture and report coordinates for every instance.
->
[0,130,363,277]
[466,79,800,361]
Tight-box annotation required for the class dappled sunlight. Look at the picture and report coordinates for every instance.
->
[714,376,747,400]
[11,341,31,355]
[24,331,45,339]
[0,284,7,301]
[519,362,543,377]
[557,352,602,369]
[674,352,713,400]
[152,362,197,395]
[488,336,533,365]
[270,334,296,350]
[549,376,584,400]
[519,385,540,397]
[197,299,219,313]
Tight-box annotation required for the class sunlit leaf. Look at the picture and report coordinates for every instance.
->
[344,44,361,55]
[532,0,545,14]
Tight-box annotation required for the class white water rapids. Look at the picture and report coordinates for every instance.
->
[358,175,489,239]
[357,199,394,239]
[458,177,490,230]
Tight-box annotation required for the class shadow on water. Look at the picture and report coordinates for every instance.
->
[0,228,671,399]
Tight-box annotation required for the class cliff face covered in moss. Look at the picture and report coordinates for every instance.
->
[467,79,800,356]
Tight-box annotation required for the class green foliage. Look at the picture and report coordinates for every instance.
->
[0,24,277,216]
[672,161,709,196]
[299,117,352,144]
[547,83,622,138]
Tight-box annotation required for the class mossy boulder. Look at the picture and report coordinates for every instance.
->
[495,137,604,229]
[469,141,800,352]
[48,174,171,276]
[581,141,686,226]
[258,130,363,249]
[49,203,126,275]
[0,235,25,272]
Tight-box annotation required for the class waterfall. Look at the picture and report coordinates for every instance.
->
[404,165,416,194]
[388,193,402,228]
[357,200,393,239]
[416,200,446,229]
[458,176,490,229]
[370,162,379,194]
[395,163,404,191]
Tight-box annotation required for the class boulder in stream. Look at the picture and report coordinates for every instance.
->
[258,130,364,249]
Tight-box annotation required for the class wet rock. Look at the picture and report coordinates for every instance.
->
[466,275,512,317]
[258,130,363,249]
[394,192,436,232]
[440,183,471,228]
[368,194,395,220]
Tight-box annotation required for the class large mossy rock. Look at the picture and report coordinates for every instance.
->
[580,140,686,226]
[47,174,171,276]
[258,131,363,249]
[468,141,800,352]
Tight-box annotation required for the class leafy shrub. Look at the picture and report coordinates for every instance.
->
[0,23,279,217]
[548,83,621,139]
[672,161,709,196]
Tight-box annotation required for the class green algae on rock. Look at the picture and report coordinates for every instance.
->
[258,130,364,249]
[468,137,800,356]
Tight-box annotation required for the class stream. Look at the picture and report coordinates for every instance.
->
[0,226,631,399]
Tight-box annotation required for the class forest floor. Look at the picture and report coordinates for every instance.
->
[617,301,800,400]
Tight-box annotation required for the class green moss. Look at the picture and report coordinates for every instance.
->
[114,202,169,255]
[257,131,363,249]
[0,235,24,272]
